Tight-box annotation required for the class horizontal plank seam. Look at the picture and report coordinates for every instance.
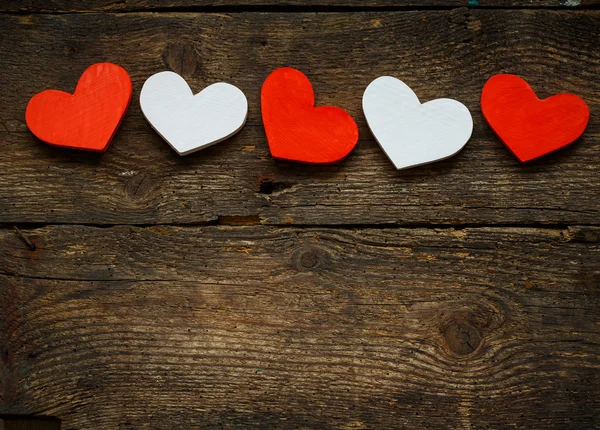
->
[2,222,599,230]
[0,272,173,282]
[1,5,598,15]
[3,272,598,283]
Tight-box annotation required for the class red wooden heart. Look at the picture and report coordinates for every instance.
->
[481,74,589,162]
[26,63,132,152]
[261,67,359,163]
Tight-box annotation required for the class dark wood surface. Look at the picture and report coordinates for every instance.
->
[2,225,599,428]
[3,0,600,12]
[0,2,599,429]
[0,417,60,430]
[1,10,599,226]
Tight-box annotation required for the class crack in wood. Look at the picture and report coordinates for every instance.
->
[1,4,598,14]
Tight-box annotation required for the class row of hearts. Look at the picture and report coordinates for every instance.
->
[25,63,590,170]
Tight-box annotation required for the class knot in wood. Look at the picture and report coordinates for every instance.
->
[163,42,198,78]
[443,322,482,357]
[292,246,324,272]
[125,172,154,200]
[300,251,319,268]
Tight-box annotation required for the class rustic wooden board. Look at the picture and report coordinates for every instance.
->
[3,0,600,12]
[0,10,599,226]
[1,4,599,428]
[0,417,61,430]
[1,225,599,428]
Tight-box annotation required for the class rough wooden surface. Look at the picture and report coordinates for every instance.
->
[1,10,599,226]
[0,3,599,430]
[1,225,599,428]
[0,417,61,430]
[3,0,600,12]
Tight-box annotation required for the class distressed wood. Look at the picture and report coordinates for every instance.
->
[2,0,600,12]
[1,224,599,428]
[2,2,599,429]
[0,10,599,225]
[0,418,61,430]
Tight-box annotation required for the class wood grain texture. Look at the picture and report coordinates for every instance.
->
[2,2,599,429]
[0,418,61,430]
[2,0,600,12]
[0,10,599,226]
[1,224,599,429]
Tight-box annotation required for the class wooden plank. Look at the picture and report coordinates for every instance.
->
[2,0,600,12]
[0,11,599,226]
[1,224,599,428]
[0,418,61,430]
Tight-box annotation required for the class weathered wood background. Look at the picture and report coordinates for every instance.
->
[1,1,599,429]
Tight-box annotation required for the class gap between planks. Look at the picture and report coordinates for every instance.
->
[1,4,598,15]
[2,221,599,231]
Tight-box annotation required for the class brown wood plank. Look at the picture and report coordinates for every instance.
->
[2,0,599,12]
[1,224,598,428]
[1,11,599,226]
[0,418,61,430]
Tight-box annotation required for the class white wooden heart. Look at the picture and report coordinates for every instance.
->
[363,76,473,170]
[140,71,248,155]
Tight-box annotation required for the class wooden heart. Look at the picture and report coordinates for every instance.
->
[25,63,132,151]
[261,67,358,164]
[363,76,473,170]
[481,74,589,162]
[140,71,248,156]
